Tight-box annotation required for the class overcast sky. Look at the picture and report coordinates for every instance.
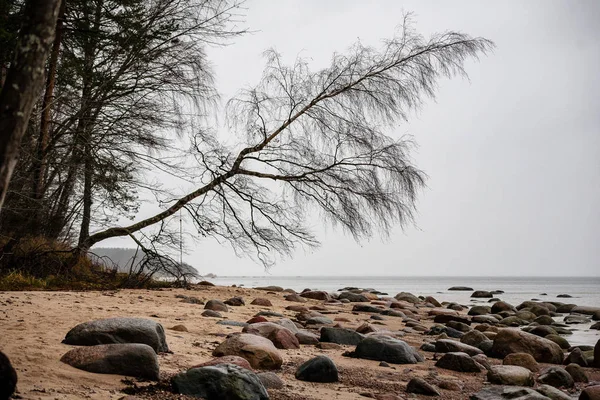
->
[100,0,600,276]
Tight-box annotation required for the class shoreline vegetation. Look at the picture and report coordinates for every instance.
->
[0,279,599,399]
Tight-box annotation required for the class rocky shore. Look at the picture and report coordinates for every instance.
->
[0,284,599,399]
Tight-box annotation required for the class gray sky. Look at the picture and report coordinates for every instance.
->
[101,0,600,276]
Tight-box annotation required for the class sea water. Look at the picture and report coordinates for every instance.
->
[209,275,600,346]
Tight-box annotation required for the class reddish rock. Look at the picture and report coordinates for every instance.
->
[580,385,600,400]
[246,316,268,324]
[243,322,300,349]
[212,333,283,370]
[356,322,379,334]
[190,355,252,371]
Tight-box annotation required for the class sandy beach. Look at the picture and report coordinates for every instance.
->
[1,284,598,399]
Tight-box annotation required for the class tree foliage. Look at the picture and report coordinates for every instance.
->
[0,6,493,273]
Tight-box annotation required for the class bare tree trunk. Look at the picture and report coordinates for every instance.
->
[33,0,66,202]
[0,0,62,211]
[78,142,92,246]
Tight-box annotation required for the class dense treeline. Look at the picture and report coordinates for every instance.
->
[0,0,239,246]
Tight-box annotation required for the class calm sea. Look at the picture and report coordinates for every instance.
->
[209,275,600,347]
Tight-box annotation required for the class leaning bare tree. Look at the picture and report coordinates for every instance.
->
[80,17,494,266]
[0,0,62,210]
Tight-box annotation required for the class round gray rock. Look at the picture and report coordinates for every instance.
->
[172,364,269,400]
[62,318,169,353]
[352,336,423,364]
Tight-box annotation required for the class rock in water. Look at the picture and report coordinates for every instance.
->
[0,352,17,400]
[212,333,283,370]
[62,317,169,353]
[471,290,493,298]
[487,365,534,386]
[448,286,474,291]
[352,336,423,364]
[60,343,159,380]
[172,364,269,400]
[435,352,483,373]
[295,356,339,383]
[406,377,440,396]
[491,328,563,364]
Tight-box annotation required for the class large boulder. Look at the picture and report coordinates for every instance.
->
[435,352,483,373]
[242,323,300,350]
[594,339,600,368]
[295,355,338,383]
[213,333,283,370]
[351,336,423,364]
[487,365,534,386]
[491,329,563,364]
[172,364,269,400]
[0,352,17,400]
[60,343,159,380]
[62,317,169,353]
[320,327,364,346]
[435,339,483,356]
